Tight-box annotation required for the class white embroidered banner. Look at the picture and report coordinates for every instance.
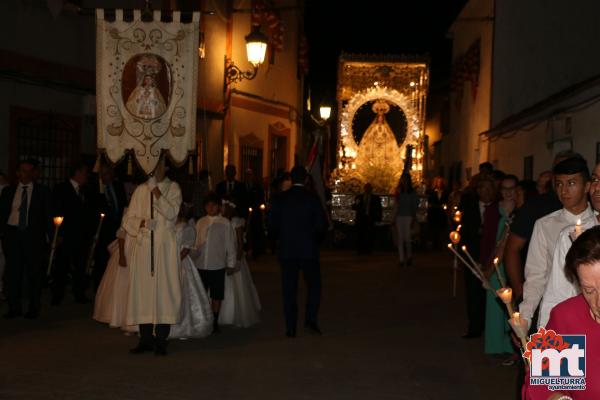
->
[96,9,199,175]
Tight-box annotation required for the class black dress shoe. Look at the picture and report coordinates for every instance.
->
[305,322,322,335]
[129,343,154,354]
[24,310,40,319]
[3,311,22,319]
[154,342,168,356]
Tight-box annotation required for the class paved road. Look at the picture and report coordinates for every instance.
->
[0,250,518,399]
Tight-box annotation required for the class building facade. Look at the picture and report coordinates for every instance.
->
[0,0,304,188]
[439,0,600,183]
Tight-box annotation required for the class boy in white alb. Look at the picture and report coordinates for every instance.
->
[193,192,236,333]
[519,156,592,328]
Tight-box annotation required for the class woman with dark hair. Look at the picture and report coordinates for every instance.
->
[392,174,419,267]
[485,174,518,361]
[524,225,600,399]
[515,180,538,210]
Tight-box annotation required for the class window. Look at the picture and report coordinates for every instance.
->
[10,107,80,188]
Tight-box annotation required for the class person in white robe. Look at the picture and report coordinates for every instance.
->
[219,200,261,327]
[170,206,213,339]
[538,162,600,327]
[193,192,236,333]
[92,220,137,334]
[122,159,182,355]
[518,157,592,328]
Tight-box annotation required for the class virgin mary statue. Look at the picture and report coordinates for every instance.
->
[125,55,168,120]
[354,100,403,193]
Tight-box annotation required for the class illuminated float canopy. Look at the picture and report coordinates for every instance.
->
[330,54,429,224]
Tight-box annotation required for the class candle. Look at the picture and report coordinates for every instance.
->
[47,216,64,276]
[86,213,106,274]
[453,211,462,223]
[456,224,462,232]
[493,257,507,288]
[259,204,266,211]
[509,312,530,366]
[512,312,521,329]
[448,244,485,284]
[449,231,461,245]
[447,244,471,270]
[248,207,253,214]
[575,219,582,237]
[461,245,479,271]
[497,287,514,315]
[497,287,512,304]
[443,204,447,211]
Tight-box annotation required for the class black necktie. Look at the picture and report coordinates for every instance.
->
[18,186,28,231]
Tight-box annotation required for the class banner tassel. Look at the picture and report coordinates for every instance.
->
[127,153,133,176]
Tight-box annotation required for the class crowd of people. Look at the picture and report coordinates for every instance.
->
[3,150,600,396]
[425,154,600,399]
[0,158,326,355]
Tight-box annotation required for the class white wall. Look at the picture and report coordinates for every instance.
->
[489,99,600,178]
[492,0,600,125]
[442,0,494,182]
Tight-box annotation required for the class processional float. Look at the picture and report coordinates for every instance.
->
[329,54,429,226]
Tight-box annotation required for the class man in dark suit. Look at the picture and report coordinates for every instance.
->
[51,161,95,304]
[216,165,248,218]
[0,160,52,318]
[269,166,327,337]
[244,168,266,259]
[458,177,497,338]
[353,183,382,254]
[92,164,127,289]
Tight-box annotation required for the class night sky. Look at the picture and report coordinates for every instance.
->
[304,0,467,105]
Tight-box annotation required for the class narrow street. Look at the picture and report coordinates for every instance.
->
[0,250,517,399]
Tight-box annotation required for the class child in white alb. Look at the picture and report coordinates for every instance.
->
[219,199,261,327]
[193,193,236,333]
[170,204,213,339]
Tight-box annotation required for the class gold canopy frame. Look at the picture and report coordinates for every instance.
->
[331,53,429,195]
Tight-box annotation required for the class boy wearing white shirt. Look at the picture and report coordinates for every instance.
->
[519,156,592,328]
[194,193,236,333]
[538,161,600,327]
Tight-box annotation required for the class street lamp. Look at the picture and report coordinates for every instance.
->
[225,26,269,85]
[319,106,332,121]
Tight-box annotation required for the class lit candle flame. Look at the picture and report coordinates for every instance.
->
[493,257,499,266]
[259,204,266,210]
[512,312,521,326]
[53,216,64,226]
[248,207,253,213]
[100,213,105,218]
[449,231,461,244]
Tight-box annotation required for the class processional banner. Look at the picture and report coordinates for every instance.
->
[96,9,199,175]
